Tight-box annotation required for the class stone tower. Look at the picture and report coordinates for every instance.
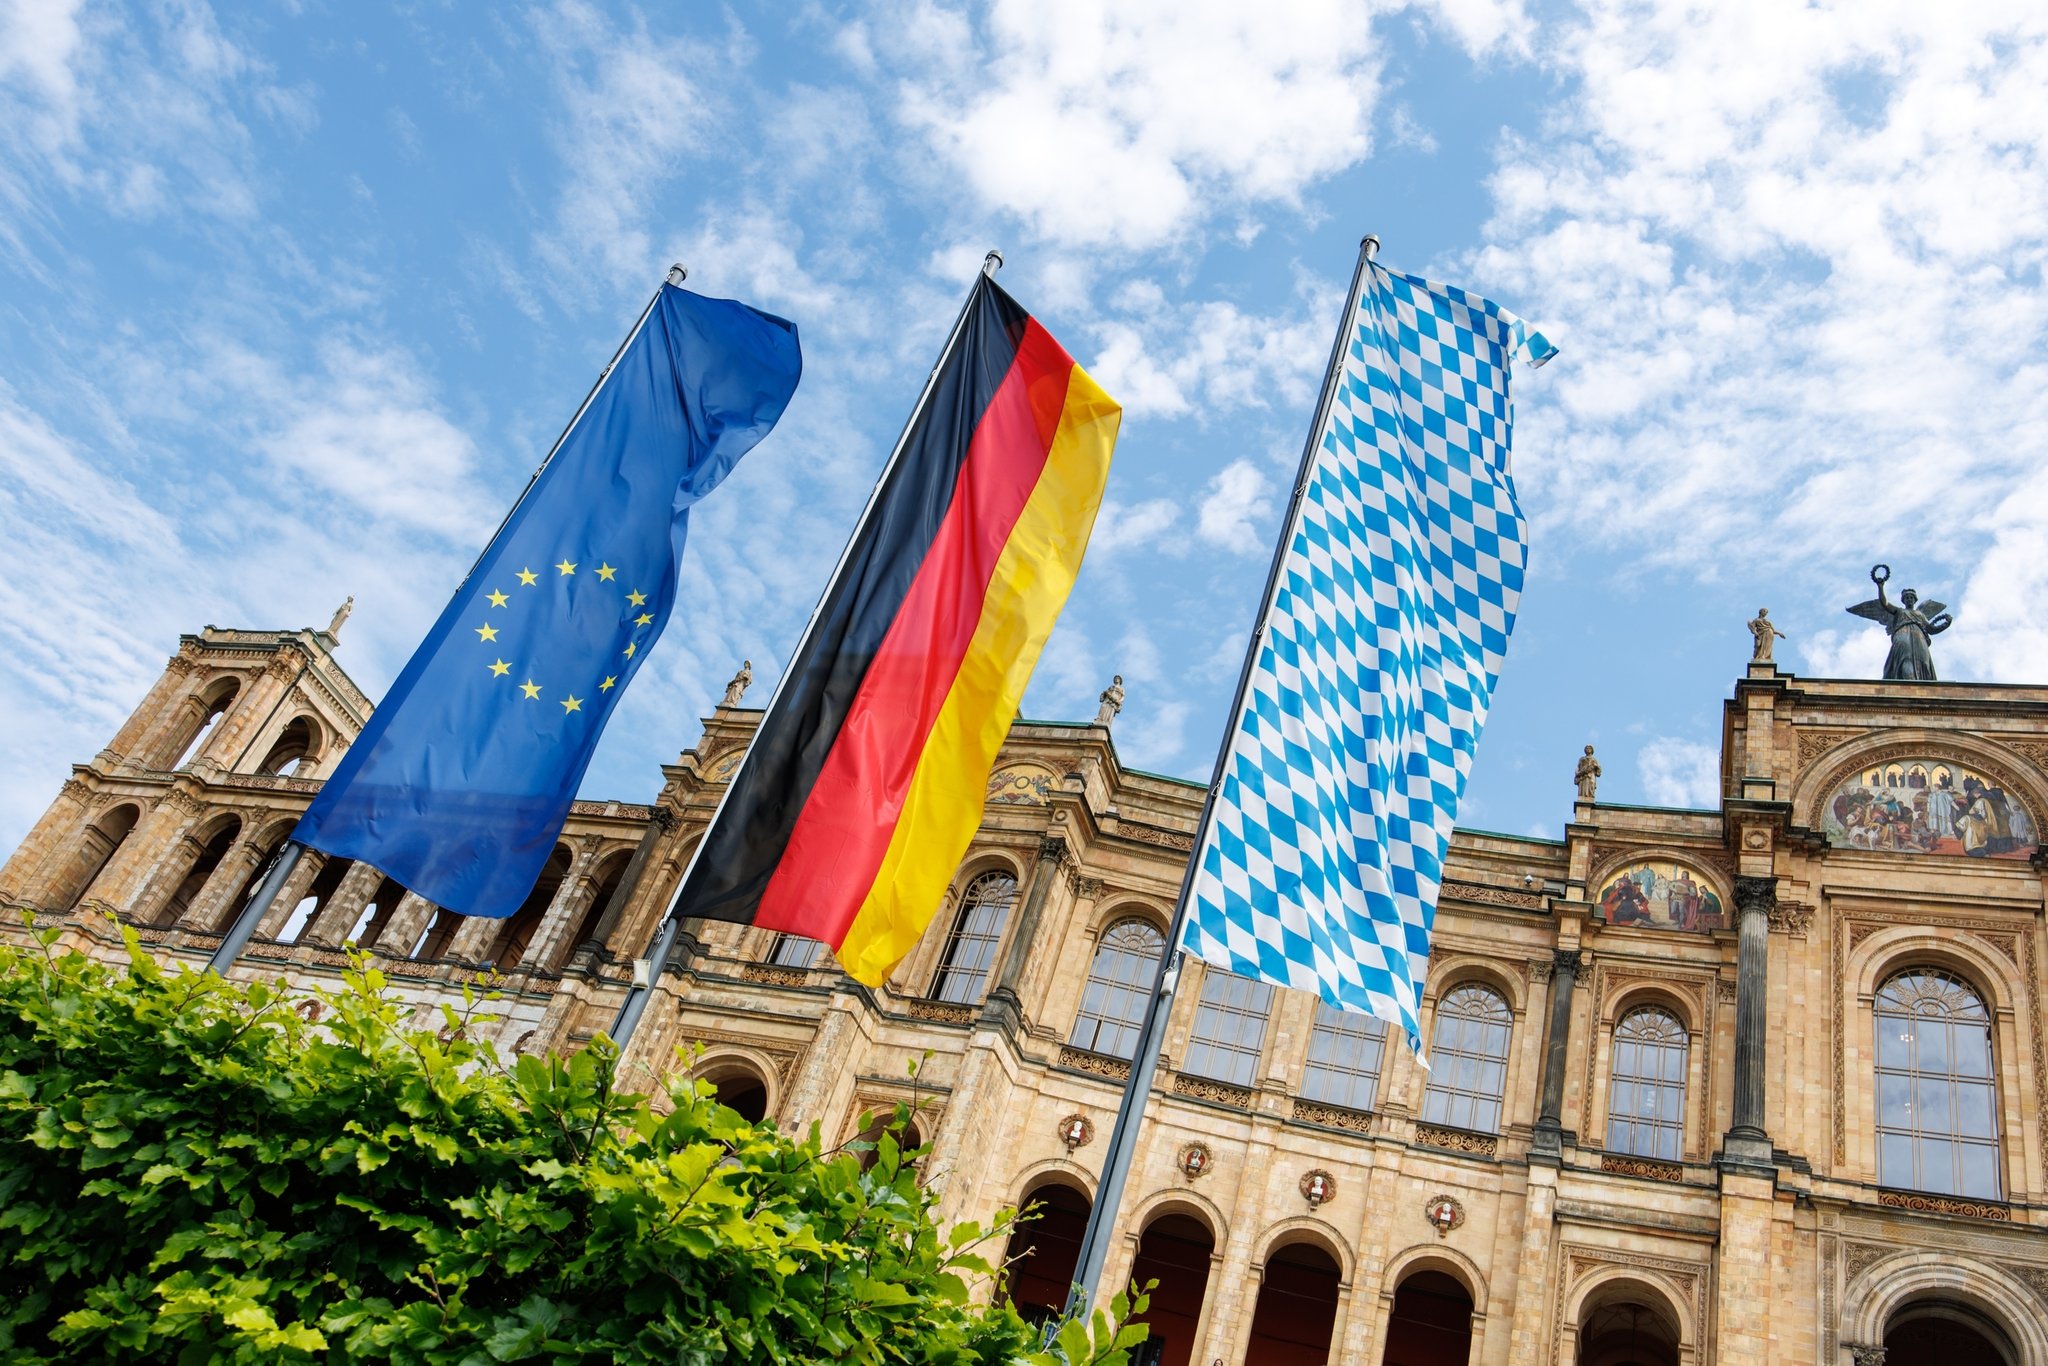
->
[0,622,370,927]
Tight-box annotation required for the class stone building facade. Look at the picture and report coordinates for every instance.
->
[5,622,2048,1365]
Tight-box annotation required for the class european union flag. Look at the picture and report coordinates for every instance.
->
[294,284,801,919]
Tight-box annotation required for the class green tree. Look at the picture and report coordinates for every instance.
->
[0,919,1146,1364]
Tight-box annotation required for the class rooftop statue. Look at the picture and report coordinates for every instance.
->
[1845,564,1952,681]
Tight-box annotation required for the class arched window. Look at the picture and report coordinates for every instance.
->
[930,869,1017,1003]
[167,682,239,771]
[486,846,568,972]
[1606,1006,1688,1160]
[257,716,320,778]
[1301,1002,1388,1112]
[1875,969,2001,1198]
[769,934,824,969]
[1069,917,1166,1058]
[1183,968,1273,1088]
[1421,984,1512,1134]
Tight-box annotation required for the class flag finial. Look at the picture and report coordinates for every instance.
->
[982,249,1003,277]
[1362,234,1380,260]
[666,263,688,286]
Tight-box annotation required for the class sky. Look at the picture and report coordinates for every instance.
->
[3,0,2046,853]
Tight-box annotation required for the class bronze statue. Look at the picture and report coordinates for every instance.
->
[1845,565,1951,681]
[1746,608,1785,663]
[1574,744,1601,802]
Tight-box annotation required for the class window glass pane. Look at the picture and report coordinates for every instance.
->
[1874,969,2001,1198]
[1183,967,1271,1086]
[931,871,1017,1003]
[1421,985,1511,1136]
[1605,1007,1689,1159]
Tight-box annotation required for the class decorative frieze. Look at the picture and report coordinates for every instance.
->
[739,965,809,988]
[1598,1153,1683,1182]
[1767,901,1814,936]
[1171,1073,1253,1109]
[1116,821,1195,852]
[1441,879,1542,909]
[1414,1123,1498,1158]
[1057,1046,1131,1081]
[1290,1099,1373,1134]
[1796,728,1860,771]
[903,1000,974,1025]
[1876,1190,2010,1221]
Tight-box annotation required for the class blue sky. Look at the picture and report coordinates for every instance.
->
[4,1,2047,851]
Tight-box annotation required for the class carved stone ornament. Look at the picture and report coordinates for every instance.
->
[1848,1346,1887,1366]
[1299,1169,1335,1207]
[1415,1124,1499,1158]
[1058,1114,1094,1151]
[1876,1190,2010,1221]
[1177,1142,1212,1180]
[1598,1153,1683,1183]
[1058,1045,1133,1082]
[1766,900,1814,935]
[1171,1072,1254,1109]
[1424,1193,1466,1237]
[1290,1098,1373,1134]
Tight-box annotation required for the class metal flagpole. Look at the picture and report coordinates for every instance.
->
[1059,235,1380,1321]
[205,268,685,977]
[608,250,1006,1050]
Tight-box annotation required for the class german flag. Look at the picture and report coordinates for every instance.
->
[672,275,1121,985]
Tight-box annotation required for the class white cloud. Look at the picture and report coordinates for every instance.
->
[892,0,1390,251]
[532,1,712,295]
[1089,497,1179,556]
[1473,2,2048,684]
[1196,459,1275,555]
[1637,736,1719,808]
[1086,298,1329,421]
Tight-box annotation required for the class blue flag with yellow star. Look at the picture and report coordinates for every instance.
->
[294,284,801,919]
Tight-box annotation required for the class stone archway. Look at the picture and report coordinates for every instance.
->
[1842,1251,2045,1366]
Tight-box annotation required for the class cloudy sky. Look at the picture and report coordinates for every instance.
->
[3,0,2045,851]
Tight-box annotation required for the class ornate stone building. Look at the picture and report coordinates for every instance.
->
[5,622,2048,1365]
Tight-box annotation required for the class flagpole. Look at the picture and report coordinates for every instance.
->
[204,268,686,977]
[1059,235,1380,1321]
[607,250,1007,1050]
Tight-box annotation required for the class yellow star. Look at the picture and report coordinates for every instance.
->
[634,612,653,627]
[520,679,542,700]
[475,623,499,642]
[517,567,538,586]
[623,641,636,658]
[560,694,583,714]
[595,563,617,581]
[555,559,576,576]
[599,675,617,692]
[488,659,511,677]
[486,589,509,608]
[626,589,647,607]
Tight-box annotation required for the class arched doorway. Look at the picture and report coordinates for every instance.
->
[1382,1269,1474,1366]
[1885,1301,2013,1365]
[1001,1180,1090,1328]
[1244,1241,1342,1365]
[1577,1287,1679,1366]
[1128,1212,1214,1366]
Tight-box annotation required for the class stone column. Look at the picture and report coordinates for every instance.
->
[1531,948,1581,1162]
[255,850,326,939]
[0,779,102,905]
[101,653,201,765]
[520,845,602,971]
[446,912,502,965]
[184,830,265,932]
[1723,875,1775,1169]
[305,861,386,946]
[375,892,439,958]
[86,789,202,915]
[205,656,300,774]
[585,808,676,954]
[982,833,1069,1030]
[131,827,211,927]
[1504,1166,1562,1360]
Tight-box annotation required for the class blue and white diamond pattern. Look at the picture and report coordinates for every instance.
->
[1182,261,1554,1053]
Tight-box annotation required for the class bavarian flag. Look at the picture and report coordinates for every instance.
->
[673,274,1120,985]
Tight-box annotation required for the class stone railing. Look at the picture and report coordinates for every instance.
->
[739,964,811,988]
[1877,1190,2010,1221]
[1170,1073,1254,1110]
[1598,1153,1683,1182]
[1057,1046,1132,1082]
[1414,1123,1499,1158]
[1291,1098,1374,1134]
[902,999,975,1026]
[214,773,324,795]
